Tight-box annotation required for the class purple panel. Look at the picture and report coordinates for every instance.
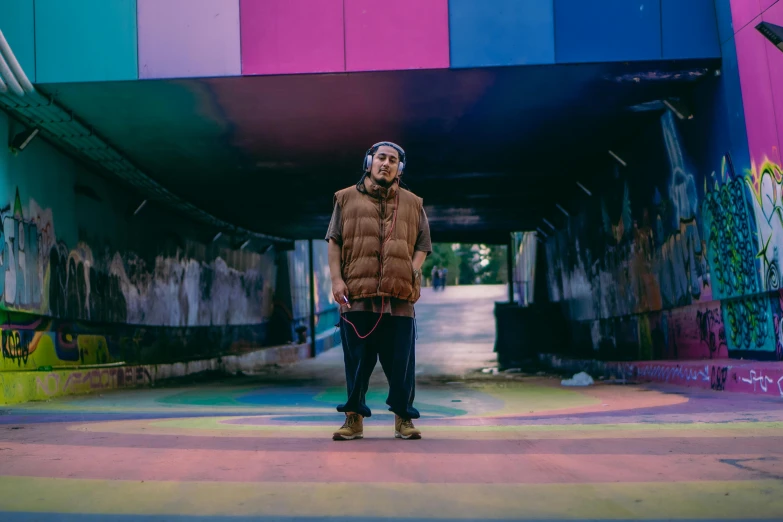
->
[240,0,344,75]
[760,0,779,11]
[138,0,241,79]
[730,0,762,32]
[763,2,783,162]
[344,0,450,72]
[735,17,781,168]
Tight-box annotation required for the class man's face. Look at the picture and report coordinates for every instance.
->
[368,145,400,187]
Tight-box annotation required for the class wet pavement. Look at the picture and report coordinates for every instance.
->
[1,285,782,521]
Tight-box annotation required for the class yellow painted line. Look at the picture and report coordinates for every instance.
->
[66,417,783,439]
[0,476,781,519]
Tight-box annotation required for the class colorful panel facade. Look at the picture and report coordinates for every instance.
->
[661,0,721,59]
[715,0,735,43]
[734,17,781,168]
[720,36,752,172]
[34,0,138,83]
[0,0,35,82]
[554,0,662,63]
[730,0,762,32]
[137,0,241,80]
[240,0,345,76]
[344,0,450,72]
[762,1,783,162]
[448,0,555,68]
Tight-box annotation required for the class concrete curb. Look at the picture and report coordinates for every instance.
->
[539,354,783,399]
[0,343,311,406]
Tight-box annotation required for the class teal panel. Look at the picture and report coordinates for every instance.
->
[0,0,35,82]
[35,0,138,83]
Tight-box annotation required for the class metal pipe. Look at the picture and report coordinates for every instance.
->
[0,29,34,94]
[0,75,7,93]
[0,49,23,96]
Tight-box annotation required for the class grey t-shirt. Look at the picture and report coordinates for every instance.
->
[325,198,432,317]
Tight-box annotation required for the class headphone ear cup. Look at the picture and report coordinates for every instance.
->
[364,154,372,172]
[398,161,404,176]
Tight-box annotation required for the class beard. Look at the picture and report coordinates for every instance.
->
[372,170,395,187]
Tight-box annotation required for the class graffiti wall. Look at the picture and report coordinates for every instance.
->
[0,110,292,371]
[543,73,783,361]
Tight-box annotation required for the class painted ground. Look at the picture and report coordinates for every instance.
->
[1,285,782,521]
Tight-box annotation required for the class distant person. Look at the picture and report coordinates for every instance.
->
[431,265,440,289]
[325,141,432,441]
[440,268,448,290]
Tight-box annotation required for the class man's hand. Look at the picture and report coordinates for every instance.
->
[332,278,351,308]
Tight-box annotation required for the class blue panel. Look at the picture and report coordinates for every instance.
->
[662,0,720,58]
[448,0,555,68]
[554,0,662,63]
[0,0,35,82]
[714,0,734,43]
[720,37,751,172]
[35,0,138,83]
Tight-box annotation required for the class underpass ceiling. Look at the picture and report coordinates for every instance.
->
[38,59,718,243]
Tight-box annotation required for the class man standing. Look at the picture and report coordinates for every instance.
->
[325,141,431,441]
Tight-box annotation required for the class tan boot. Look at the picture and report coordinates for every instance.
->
[332,413,364,441]
[394,414,421,440]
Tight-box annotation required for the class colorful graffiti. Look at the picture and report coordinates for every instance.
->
[0,188,274,327]
[542,104,783,361]
[0,184,294,370]
[0,307,276,371]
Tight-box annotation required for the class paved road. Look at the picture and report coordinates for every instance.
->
[2,284,783,521]
[306,283,505,383]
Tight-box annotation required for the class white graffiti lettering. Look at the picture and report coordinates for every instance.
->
[739,370,783,397]
[620,363,711,383]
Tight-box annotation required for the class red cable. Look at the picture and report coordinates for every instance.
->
[341,187,400,339]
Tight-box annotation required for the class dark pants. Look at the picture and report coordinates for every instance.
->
[337,312,420,420]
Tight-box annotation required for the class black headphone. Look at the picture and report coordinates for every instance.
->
[363,141,406,177]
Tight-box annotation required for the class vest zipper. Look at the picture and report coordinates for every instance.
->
[377,192,384,293]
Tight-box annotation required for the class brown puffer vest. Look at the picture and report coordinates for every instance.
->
[335,178,423,303]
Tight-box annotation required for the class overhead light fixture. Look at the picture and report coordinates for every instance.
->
[756,21,783,52]
[663,99,693,120]
[543,218,555,230]
[576,181,592,196]
[240,239,251,250]
[212,232,223,242]
[9,127,39,154]
[608,150,626,167]
[133,199,147,216]
[556,203,570,217]
[536,227,549,238]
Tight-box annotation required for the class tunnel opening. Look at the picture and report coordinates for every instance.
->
[0,56,732,381]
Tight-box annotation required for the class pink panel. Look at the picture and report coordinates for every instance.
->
[344,0,449,72]
[138,0,241,79]
[240,0,344,76]
[760,0,779,12]
[735,17,781,168]
[730,0,762,32]
[764,2,783,163]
